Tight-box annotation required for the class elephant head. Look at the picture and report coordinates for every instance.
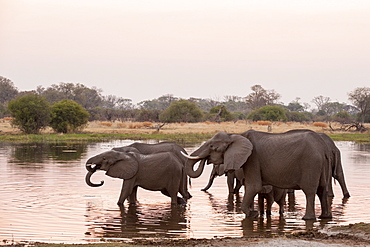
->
[182,131,253,178]
[85,150,139,187]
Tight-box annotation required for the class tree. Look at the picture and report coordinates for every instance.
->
[49,100,90,133]
[159,99,204,123]
[247,105,287,122]
[312,96,330,112]
[245,85,281,110]
[38,82,102,110]
[138,94,178,110]
[101,95,134,110]
[8,94,50,134]
[286,98,304,112]
[0,76,18,104]
[207,105,233,122]
[348,87,370,124]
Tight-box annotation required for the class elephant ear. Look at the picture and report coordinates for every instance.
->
[106,153,138,180]
[223,134,253,173]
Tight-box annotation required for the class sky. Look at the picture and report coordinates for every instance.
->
[1,0,370,106]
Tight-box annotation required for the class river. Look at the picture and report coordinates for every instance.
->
[0,140,369,243]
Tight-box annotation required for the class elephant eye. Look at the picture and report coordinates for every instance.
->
[102,157,106,160]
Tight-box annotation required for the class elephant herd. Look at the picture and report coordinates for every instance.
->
[85,129,350,221]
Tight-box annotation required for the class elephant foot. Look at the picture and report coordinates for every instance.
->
[343,193,350,198]
[246,210,259,219]
[177,197,186,205]
[302,215,316,221]
[319,214,332,219]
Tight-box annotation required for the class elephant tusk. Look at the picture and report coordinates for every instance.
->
[181,151,201,160]
[86,163,92,166]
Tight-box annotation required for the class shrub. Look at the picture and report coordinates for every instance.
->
[256,121,272,126]
[285,111,312,122]
[313,122,328,128]
[207,105,233,122]
[99,121,113,127]
[159,100,204,123]
[8,93,51,134]
[50,99,89,133]
[247,105,287,122]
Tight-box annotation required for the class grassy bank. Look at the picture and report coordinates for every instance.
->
[0,120,369,144]
[0,132,214,145]
[1,132,369,144]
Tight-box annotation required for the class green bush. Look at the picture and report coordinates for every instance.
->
[159,99,204,123]
[207,105,234,122]
[50,99,89,133]
[247,105,288,122]
[8,93,51,134]
[285,111,312,122]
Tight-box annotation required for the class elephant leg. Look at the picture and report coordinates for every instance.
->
[301,188,317,220]
[258,193,265,216]
[117,180,135,206]
[335,175,350,198]
[162,188,184,205]
[265,193,274,216]
[234,179,242,194]
[317,185,332,219]
[128,186,138,205]
[277,190,287,215]
[242,186,259,218]
[180,172,192,199]
[227,171,235,195]
[328,178,335,197]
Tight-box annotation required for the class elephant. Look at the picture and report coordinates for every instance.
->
[284,130,350,198]
[85,150,190,206]
[318,133,350,198]
[182,129,332,220]
[110,141,192,202]
[203,165,286,216]
[258,185,287,216]
[201,164,244,195]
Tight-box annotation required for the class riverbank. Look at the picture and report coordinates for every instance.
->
[0,120,369,143]
[4,224,370,246]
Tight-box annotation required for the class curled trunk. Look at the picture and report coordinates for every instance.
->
[185,158,206,178]
[85,170,104,187]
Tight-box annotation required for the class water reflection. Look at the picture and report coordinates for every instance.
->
[0,141,369,243]
[86,203,188,240]
[6,142,87,164]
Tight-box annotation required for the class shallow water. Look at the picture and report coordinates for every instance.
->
[0,140,369,243]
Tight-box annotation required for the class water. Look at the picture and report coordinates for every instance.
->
[0,140,369,243]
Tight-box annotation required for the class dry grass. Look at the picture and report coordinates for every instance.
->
[75,120,363,135]
[0,118,368,135]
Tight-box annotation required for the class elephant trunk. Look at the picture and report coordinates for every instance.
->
[85,164,104,187]
[184,158,206,178]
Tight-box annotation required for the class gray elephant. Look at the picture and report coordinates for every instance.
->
[85,150,190,206]
[202,164,243,195]
[202,166,286,216]
[258,185,287,216]
[111,142,192,201]
[182,129,332,220]
[284,130,350,198]
[318,133,350,198]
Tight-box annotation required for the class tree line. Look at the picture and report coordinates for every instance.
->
[1,76,369,133]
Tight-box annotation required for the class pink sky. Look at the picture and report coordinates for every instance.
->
[1,0,370,106]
